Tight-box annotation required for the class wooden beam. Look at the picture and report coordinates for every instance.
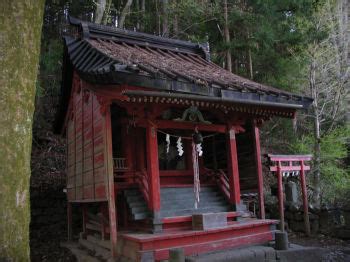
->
[269,166,310,172]
[252,122,265,219]
[268,154,312,161]
[226,127,241,208]
[105,105,118,257]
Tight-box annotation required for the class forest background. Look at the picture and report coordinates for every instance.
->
[38,0,349,204]
[0,0,348,260]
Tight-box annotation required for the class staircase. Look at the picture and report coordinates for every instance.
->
[160,186,231,217]
[123,189,150,220]
[124,185,231,220]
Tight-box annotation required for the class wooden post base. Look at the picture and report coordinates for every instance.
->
[275,231,288,250]
[152,211,163,233]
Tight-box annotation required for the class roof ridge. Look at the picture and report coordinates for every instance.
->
[68,16,209,59]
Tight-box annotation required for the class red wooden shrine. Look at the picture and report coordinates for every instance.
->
[55,17,313,261]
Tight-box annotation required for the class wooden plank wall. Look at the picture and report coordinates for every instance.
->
[66,75,108,202]
[236,124,258,192]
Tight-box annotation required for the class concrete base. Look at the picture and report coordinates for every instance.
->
[276,244,327,262]
[185,244,328,262]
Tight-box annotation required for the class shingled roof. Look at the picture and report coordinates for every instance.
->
[55,17,312,131]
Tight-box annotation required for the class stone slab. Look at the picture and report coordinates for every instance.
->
[192,212,227,230]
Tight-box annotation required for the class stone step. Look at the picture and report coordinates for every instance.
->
[160,191,221,201]
[125,194,145,202]
[123,189,141,196]
[79,238,111,260]
[60,241,102,262]
[133,211,150,220]
[128,200,147,208]
[161,200,228,211]
[130,205,149,213]
[160,206,230,218]
[86,235,111,250]
[160,186,217,194]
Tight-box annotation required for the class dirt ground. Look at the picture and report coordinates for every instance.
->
[289,232,350,262]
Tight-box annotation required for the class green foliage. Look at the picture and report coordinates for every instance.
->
[37,39,63,98]
[39,0,349,204]
[290,126,350,202]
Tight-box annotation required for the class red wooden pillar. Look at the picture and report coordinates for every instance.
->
[277,161,285,231]
[300,160,311,236]
[67,202,73,241]
[105,105,118,257]
[145,122,162,232]
[226,126,241,210]
[252,122,265,219]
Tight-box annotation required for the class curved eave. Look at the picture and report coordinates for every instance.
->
[78,69,313,110]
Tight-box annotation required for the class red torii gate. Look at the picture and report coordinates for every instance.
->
[267,154,312,236]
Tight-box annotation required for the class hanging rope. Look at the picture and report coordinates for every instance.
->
[192,141,200,209]
[157,129,219,140]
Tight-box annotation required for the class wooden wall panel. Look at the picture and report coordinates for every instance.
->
[65,73,109,202]
[236,125,258,192]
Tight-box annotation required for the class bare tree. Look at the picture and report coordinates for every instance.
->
[161,0,169,37]
[94,0,106,24]
[118,0,134,29]
[304,0,349,206]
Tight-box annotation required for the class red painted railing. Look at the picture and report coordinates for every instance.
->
[135,170,150,207]
[113,157,128,172]
[204,168,230,201]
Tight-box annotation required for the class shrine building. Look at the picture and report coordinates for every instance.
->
[55,17,313,261]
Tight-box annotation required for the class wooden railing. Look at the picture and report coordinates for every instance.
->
[113,158,128,172]
[204,168,230,201]
[135,170,150,207]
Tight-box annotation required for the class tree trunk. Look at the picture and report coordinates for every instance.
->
[247,31,253,79]
[223,0,232,72]
[248,48,253,79]
[94,0,107,24]
[172,0,179,37]
[102,0,112,25]
[161,0,169,37]
[118,0,133,29]
[140,0,146,31]
[310,58,321,207]
[0,0,45,260]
